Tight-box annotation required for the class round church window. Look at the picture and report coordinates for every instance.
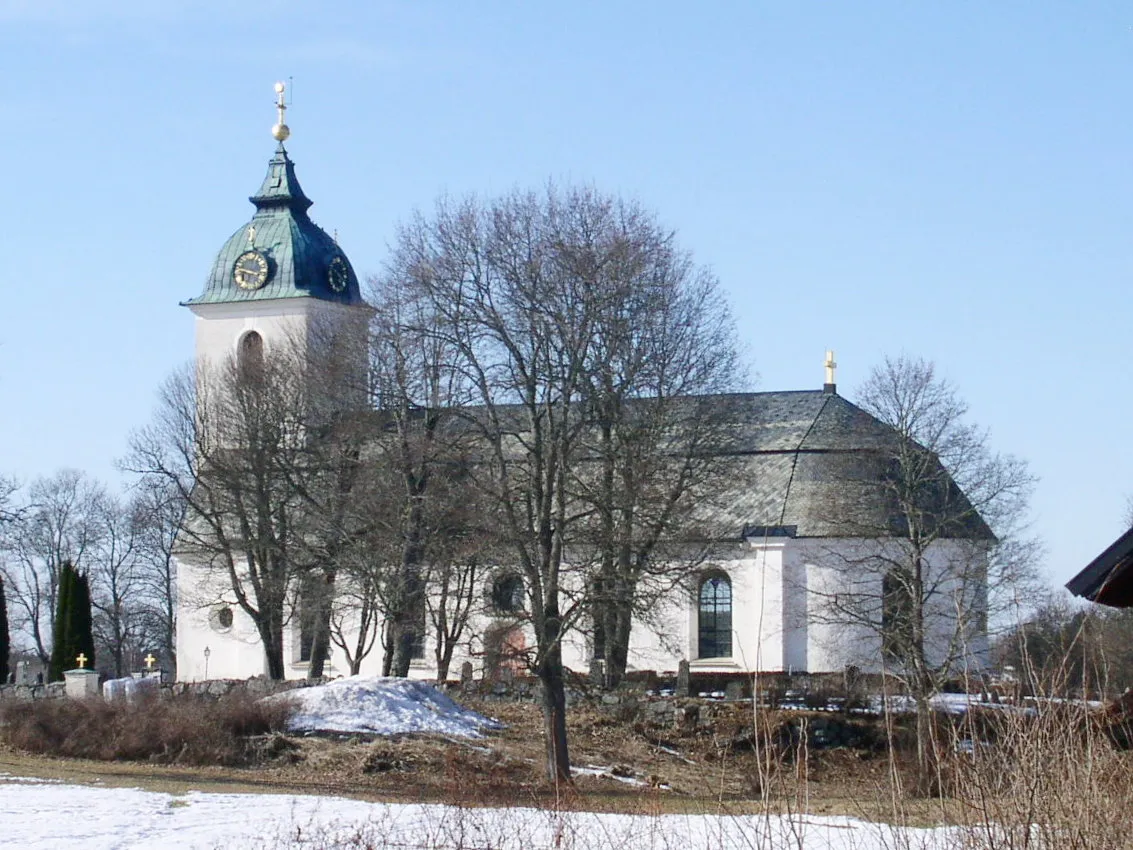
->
[210,606,234,632]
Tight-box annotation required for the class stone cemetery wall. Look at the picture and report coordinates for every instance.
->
[0,681,66,701]
[0,675,324,703]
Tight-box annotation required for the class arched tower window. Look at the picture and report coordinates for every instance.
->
[238,331,264,379]
[697,573,732,659]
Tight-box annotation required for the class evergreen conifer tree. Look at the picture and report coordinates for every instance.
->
[49,562,75,681]
[0,574,10,684]
[49,563,96,680]
[74,570,95,674]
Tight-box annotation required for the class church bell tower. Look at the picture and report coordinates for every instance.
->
[183,82,368,396]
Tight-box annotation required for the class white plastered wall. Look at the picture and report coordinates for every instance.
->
[175,534,990,682]
[796,537,990,676]
[177,295,376,682]
[189,298,367,374]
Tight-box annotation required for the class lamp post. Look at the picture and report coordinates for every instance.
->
[203,646,211,681]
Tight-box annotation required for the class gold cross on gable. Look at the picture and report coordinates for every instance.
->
[144,653,157,671]
[75,653,88,669]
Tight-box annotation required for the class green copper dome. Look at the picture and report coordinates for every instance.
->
[186,143,363,306]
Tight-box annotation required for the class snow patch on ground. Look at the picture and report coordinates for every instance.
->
[572,764,654,787]
[0,778,962,849]
[269,675,502,738]
[0,772,60,784]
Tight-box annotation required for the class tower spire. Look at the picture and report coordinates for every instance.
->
[185,79,363,308]
[271,81,290,143]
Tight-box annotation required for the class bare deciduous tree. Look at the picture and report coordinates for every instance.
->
[573,226,744,685]
[995,591,1133,697]
[125,348,330,680]
[0,470,104,665]
[127,477,185,675]
[812,355,1038,786]
[357,275,480,679]
[387,188,612,781]
[386,186,734,779]
[89,493,146,678]
[0,476,18,526]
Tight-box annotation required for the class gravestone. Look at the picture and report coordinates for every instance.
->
[103,677,128,702]
[126,676,160,703]
[460,661,474,691]
[64,669,99,699]
[589,657,606,688]
[724,679,744,701]
[676,660,690,698]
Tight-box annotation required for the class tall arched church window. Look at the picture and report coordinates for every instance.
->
[238,331,264,379]
[298,589,316,663]
[490,573,524,615]
[881,569,915,662]
[697,573,732,659]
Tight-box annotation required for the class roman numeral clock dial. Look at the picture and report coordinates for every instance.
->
[233,250,269,290]
[328,255,349,293]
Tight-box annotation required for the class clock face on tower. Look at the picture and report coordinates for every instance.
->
[328,256,349,293]
[233,250,270,290]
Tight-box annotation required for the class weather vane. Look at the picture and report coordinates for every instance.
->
[271,81,290,142]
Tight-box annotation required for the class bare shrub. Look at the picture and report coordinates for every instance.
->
[949,700,1133,850]
[0,692,293,765]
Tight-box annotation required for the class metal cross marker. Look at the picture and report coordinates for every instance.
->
[144,653,157,671]
[824,350,837,386]
[75,653,88,669]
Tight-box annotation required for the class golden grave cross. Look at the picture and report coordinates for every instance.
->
[75,653,88,669]
[144,653,157,671]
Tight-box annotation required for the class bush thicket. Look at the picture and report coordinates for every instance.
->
[0,691,294,765]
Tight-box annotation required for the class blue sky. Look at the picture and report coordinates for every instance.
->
[2,1,1130,588]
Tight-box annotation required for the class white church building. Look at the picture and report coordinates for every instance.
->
[175,90,991,684]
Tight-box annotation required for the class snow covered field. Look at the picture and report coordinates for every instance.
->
[0,776,960,849]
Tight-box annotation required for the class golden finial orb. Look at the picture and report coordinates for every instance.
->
[271,80,290,142]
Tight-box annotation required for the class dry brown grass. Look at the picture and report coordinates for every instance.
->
[6,687,1133,849]
[945,702,1133,850]
[0,691,293,766]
